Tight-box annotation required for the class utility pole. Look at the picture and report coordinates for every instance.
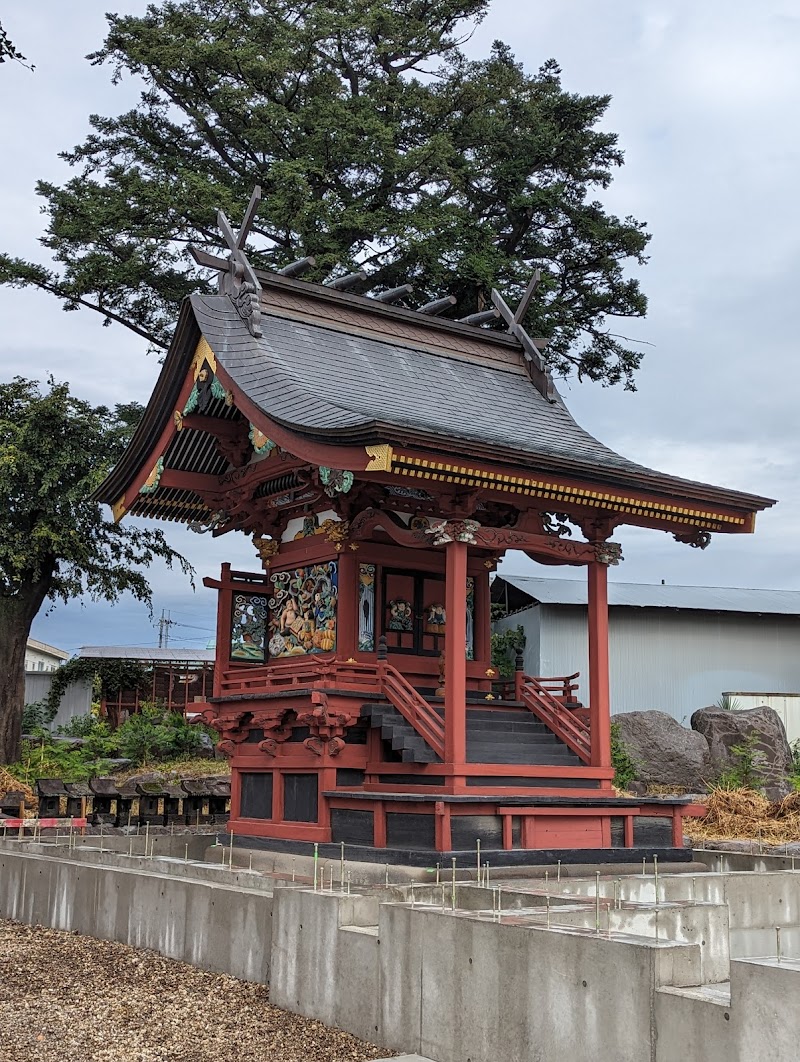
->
[157,609,176,649]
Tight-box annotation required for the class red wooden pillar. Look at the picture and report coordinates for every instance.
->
[444,540,468,765]
[473,568,491,666]
[587,560,612,769]
[213,562,233,698]
[336,551,358,658]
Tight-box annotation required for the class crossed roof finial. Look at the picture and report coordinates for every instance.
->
[189,186,264,338]
[490,271,558,404]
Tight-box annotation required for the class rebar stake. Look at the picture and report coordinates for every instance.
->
[777,926,782,963]
[313,843,319,891]
[451,857,457,910]
[185,843,189,863]
[476,838,481,885]
[653,855,659,906]
[229,829,234,870]
[595,871,601,934]
[340,841,345,890]
[557,859,562,883]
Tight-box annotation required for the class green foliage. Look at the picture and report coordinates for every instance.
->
[715,694,742,711]
[715,734,767,791]
[0,377,191,762]
[44,657,151,719]
[610,722,638,790]
[116,705,207,765]
[8,738,115,786]
[789,740,800,793]
[0,1,649,387]
[56,712,102,738]
[22,701,53,731]
[490,625,526,679]
[0,20,32,69]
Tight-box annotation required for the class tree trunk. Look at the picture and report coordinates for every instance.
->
[0,579,52,764]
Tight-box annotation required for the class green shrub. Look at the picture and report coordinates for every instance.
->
[490,625,526,679]
[116,705,206,765]
[22,700,55,731]
[715,733,767,790]
[8,738,115,785]
[610,722,639,790]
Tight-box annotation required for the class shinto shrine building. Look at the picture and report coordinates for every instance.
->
[99,191,774,864]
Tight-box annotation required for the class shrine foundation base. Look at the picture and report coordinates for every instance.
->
[1,839,799,1062]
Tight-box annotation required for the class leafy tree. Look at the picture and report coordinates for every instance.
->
[0,19,32,69]
[0,378,191,764]
[0,0,649,386]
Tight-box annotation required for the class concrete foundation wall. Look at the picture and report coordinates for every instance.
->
[0,848,272,982]
[2,845,800,1061]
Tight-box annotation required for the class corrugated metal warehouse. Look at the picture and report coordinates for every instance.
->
[492,576,800,726]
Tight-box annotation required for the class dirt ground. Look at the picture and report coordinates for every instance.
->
[0,919,391,1062]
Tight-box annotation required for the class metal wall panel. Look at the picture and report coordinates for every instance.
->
[497,605,800,724]
[24,672,93,729]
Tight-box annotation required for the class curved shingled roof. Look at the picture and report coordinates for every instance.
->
[98,278,774,520]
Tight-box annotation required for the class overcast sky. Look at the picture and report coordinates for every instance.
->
[2,1,798,655]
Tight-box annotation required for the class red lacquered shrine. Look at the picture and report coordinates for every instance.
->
[100,193,774,863]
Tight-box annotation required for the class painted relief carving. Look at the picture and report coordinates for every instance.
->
[294,513,320,539]
[318,517,350,551]
[426,518,480,546]
[387,598,413,632]
[358,564,376,651]
[139,457,164,495]
[319,466,354,496]
[230,593,269,663]
[268,562,338,657]
[593,542,623,566]
[253,534,280,565]
[249,424,276,455]
[424,603,446,634]
[542,512,573,537]
[183,366,230,416]
[673,530,711,550]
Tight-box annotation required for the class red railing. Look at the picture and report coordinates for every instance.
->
[376,662,445,760]
[220,656,445,759]
[518,675,591,764]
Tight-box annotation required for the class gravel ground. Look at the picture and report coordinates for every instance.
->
[0,919,392,1062]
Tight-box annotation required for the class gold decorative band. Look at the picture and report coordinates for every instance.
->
[391,452,745,529]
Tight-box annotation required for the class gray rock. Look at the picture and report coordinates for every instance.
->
[690,706,792,787]
[612,711,714,791]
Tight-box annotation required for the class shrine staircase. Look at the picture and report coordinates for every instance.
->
[360,702,586,768]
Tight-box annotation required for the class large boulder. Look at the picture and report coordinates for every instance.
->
[612,710,713,791]
[690,706,793,793]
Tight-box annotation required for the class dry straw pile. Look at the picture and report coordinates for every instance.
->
[0,767,36,815]
[687,787,800,844]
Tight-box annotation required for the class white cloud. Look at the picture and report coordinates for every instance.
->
[4,0,800,650]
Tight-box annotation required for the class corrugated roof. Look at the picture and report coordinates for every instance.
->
[77,647,216,663]
[26,638,70,659]
[493,576,800,616]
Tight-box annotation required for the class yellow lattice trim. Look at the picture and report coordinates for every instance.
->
[190,336,217,379]
[391,452,746,529]
[111,494,127,523]
[364,443,394,472]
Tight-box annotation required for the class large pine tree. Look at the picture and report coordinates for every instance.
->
[1,0,650,386]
